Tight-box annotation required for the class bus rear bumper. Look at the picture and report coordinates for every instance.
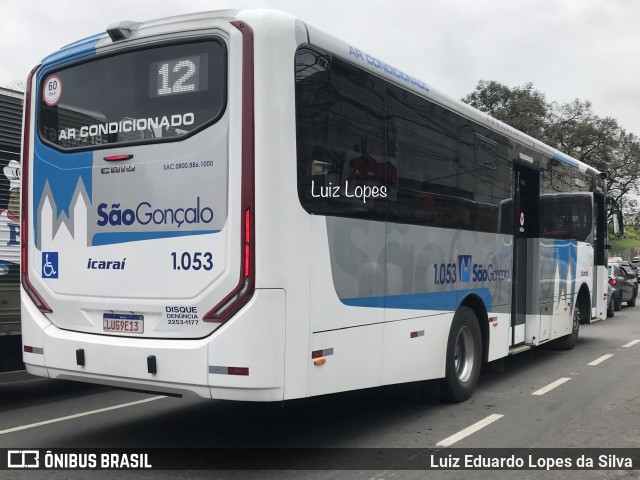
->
[21,288,286,401]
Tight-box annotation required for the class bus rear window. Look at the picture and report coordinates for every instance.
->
[38,39,226,150]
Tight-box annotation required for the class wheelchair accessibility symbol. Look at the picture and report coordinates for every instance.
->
[42,252,58,279]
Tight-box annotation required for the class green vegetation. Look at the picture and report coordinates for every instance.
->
[608,226,640,257]
[462,81,640,220]
[609,238,640,252]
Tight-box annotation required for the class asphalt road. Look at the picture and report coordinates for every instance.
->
[0,305,638,480]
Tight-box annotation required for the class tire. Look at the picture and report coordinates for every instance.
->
[440,307,482,403]
[558,304,580,350]
[614,292,622,311]
[607,298,615,318]
[627,293,636,307]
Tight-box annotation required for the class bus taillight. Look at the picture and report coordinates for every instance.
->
[203,206,253,323]
[21,65,53,314]
[244,209,251,278]
[203,20,255,325]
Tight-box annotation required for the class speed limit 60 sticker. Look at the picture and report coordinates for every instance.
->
[43,75,62,106]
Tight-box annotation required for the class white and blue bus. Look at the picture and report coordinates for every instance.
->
[21,10,622,402]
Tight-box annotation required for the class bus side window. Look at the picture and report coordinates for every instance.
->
[385,83,459,229]
[458,122,511,233]
[295,47,385,220]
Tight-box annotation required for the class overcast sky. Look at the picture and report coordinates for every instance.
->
[2,0,639,136]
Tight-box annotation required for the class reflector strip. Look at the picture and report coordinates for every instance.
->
[209,366,249,376]
[311,348,334,359]
[410,330,424,338]
[23,346,43,355]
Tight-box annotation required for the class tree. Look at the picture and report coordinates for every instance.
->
[462,81,640,219]
[605,129,640,213]
[544,99,617,165]
[545,99,640,212]
[462,80,548,139]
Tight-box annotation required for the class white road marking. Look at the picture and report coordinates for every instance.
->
[435,414,504,447]
[623,339,640,348]
[0,395,166,435]
[531,377,571,396]
[588,354,614,366]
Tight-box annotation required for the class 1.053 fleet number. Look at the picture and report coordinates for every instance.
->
[171,252,213,271]
[434,262,457,285]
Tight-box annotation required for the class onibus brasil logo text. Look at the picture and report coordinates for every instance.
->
[433,255,510,286]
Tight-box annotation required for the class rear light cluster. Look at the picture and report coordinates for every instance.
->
[203,208,253,322]
[21,65,53,314]
[203,21,255,324]
[104,154,134,162]
[244,209,251,278]
[609,278,617,286]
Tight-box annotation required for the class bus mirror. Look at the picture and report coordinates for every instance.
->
[612,209,624,238]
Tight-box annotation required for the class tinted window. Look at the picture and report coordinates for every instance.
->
[541,158,593,195]
[540,194,593,241]
[295,46,511,233]
[385,84,459,228]
[620,265,635,277]
[295,47,386,220]
[39,39,226,150]
[458,122,511,233]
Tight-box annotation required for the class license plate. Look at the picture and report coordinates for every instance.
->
[103,313,144,334]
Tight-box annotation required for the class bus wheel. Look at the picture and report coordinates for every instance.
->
[441,307,482,403]
[558,305,580,350]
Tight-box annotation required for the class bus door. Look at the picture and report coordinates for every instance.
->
[511,164,539,346]
[593,193,607,318]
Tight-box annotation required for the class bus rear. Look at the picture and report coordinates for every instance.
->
[21,12,285,400]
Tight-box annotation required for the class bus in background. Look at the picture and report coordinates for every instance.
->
[21,10,623,403]
[0,87,23,371]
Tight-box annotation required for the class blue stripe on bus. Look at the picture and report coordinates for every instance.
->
[40,33,104,68]
[33,144,93,219]
[340,288,493,311]
[33,36,101,247]
[32,142,94,248]
[92,230,220,246]
[552,150,580,168]
[552,239,578,299]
